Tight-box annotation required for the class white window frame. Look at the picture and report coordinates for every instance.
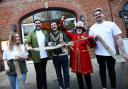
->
[21,23,35,44]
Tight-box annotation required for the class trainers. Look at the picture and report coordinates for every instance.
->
[59,87,63,89]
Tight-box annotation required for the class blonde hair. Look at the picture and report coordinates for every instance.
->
[93,8,103,16]
[94,8,103,13]
[8,32,21,52]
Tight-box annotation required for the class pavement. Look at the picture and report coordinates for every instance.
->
[0,57,128,89]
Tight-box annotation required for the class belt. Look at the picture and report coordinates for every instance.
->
[53,53,67,56]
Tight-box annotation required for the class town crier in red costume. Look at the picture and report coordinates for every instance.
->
[62,21,96,89]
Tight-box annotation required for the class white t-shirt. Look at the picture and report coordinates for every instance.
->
[36,30,48,58]
[89,21,122,56]
[3,44,28,60]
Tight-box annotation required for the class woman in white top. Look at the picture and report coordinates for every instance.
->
[3,32,28,89]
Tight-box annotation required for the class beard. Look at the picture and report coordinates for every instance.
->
[35,25,41,30]
[52,27,57,32]
[96,16,104,23]
[96,18,103,23]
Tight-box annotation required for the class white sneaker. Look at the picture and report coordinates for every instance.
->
[102,88,107,89]
[59,87,63,89]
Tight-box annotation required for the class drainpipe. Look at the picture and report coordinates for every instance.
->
[108,0,114,21]
[124,16,128,37]
[108,0,120,54]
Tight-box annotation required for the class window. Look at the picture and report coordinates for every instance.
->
[119,2,128,37]
[1,41,8,50]
[21,23,35,43]
[124,16,128,29]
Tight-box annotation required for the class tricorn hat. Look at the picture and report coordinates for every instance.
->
[75,21,85,32]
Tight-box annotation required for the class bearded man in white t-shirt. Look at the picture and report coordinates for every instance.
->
[89,8,128,89]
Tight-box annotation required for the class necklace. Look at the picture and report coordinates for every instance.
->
[50,31,62,42]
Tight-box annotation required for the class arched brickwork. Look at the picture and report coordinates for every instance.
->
[16,1,85,25]
[0,0,127,40]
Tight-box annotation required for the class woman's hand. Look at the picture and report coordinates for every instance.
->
[67,41,74,51]
[14,56,21,60]
[14,51,28,60]
[67,41,74,46]
[4,61,10,73]
[5,67,10,73]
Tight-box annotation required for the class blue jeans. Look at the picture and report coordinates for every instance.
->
[53,55,70,89]
[8,73,27,89]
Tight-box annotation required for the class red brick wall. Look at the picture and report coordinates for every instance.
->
[0,0,127,70]
[0,0,127,40]
[110,0,128,37]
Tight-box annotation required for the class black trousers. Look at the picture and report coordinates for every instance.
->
[34,58,47,89]
[96,55,116,88]
[76,73,92,89]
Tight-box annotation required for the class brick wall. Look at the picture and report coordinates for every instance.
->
[110,0,128,37]
[0,0,127,71]
[0,0,127,39]
[0,0,127,40]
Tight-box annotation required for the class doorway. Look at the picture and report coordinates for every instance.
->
[20,9,77,43]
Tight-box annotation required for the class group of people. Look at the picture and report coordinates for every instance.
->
[3,7,128,89]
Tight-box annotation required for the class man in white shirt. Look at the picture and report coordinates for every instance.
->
[26,20,48,89]
[89,8,128,89]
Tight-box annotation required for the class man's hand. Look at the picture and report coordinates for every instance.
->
[26,46,32,51]
[60,42,67,48]
[94,35,98,41]
[48,42,53,46]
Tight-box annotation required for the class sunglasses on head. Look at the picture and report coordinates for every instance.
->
[94,13,102,16]
[76,27,84,29]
